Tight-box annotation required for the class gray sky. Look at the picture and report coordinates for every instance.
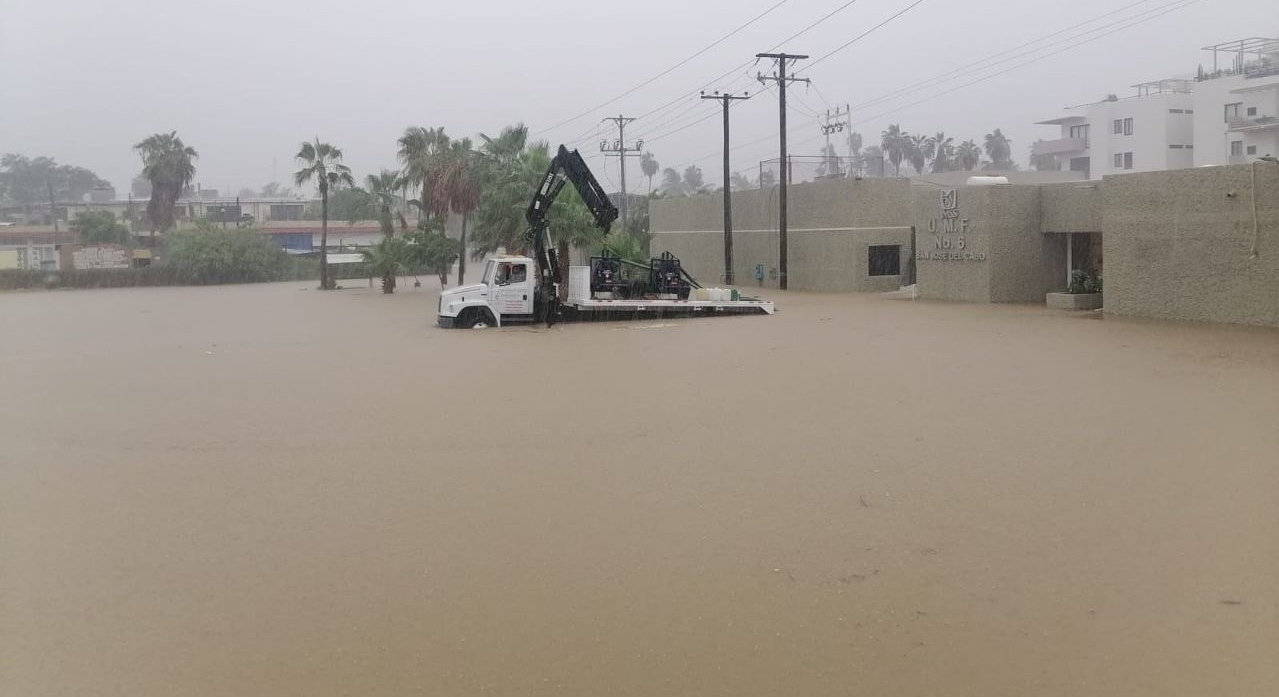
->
[1,0,1274,196]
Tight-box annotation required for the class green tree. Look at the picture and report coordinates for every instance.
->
[0,154,111,207]
[471,125,542,257]
[134,132,198,234]
[364,170,402,236]
[438,139,481,284]
[759,169,776,188]
[293,138,354,290]
[729,171,752,190]
[983,129,1013,169]
[163,221,289,284]
[361,235,411,293]
[682,165,705,194]
[660,167,685,196]
[600,230,647,265]
[957,140,982,171]
[906,133,932,174]
[881,124,907,176]
[407,227,460,287]
[640,152,659,193]
[397,126,451,225]
[931,132,955,173]
[71,211,131,245]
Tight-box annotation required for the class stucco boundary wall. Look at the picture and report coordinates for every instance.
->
[652,226,913,292]
[1102,163,1279,327]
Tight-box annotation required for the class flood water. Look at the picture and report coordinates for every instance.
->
[3,280,1277,696]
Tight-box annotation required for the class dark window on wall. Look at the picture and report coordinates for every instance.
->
[868,245,901,277]
[1231,141,1244,156]
[1113,119,1123,134]
[1225,103,1242,121]
[1113,153,1123,168]
[1248,145,1258,155]
[1247,107,1257,116]
[1124,152,1133,170]
[1123,118,1133,135]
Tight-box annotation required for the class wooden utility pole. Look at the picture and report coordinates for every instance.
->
[757,52,809,290]
[701,91,750,285]
[599,115,642,231]
[47,181,59,233]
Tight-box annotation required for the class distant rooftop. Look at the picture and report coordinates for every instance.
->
[1198,37,1279,81]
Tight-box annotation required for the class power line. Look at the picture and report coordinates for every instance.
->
[534,0,794,136]
[850,0,1203,127]
[627,0,872,135]
[854,0,1166,109]
[674,0,1199,171]
[797,0,929,74]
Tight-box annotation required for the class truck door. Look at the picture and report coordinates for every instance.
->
[492,261,533,316]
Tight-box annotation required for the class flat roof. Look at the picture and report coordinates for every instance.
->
[1036,116,1087,126]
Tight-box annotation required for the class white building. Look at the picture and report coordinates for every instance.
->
[1034,37,1279,179]
[1034,79,1195,179]
[1192,38,1279,165]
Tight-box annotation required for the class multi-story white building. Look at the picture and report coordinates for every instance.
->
[1192,38,1279,165]
[1034,79,1195,179]
[1034,37,1279,179]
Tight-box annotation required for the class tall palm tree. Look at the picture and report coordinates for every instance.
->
[881,124,907,176]
[957,140,982,171]
[293,138,354,290]
[983,129,1013,168]
[640,152,659,193]
[438,138,480,284]
[397,126,451,225]
[931,132,955,173]
[364,170,401,237]
[906,133,933,174]
[134,131,197,235]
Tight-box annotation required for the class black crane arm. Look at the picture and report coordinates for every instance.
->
[525,145,619,297]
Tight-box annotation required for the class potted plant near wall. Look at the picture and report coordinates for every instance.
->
[1047,270,1103,310]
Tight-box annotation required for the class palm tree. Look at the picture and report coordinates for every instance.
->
[397,126,451,225]
[906,133,933,174]
[660,167,685,196]
[640,152,659,193]
[881,124,907,176]
[293,138,354,290]
[134,131,197,235]
[364,170,401,237]
[470,126,543,257]
[361,236,410,293]
[983,129,1013,168]
[957,140,982,171]
[438,138,480,284]
[931,132,955,173]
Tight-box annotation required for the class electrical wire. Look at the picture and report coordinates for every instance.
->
[797,0,929,74]
[533,0,794,136]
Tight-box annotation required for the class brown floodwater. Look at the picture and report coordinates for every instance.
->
[2,279,1277,696]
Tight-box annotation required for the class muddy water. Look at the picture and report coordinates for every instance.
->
[2,280,1277,696]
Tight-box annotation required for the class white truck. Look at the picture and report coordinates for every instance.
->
[437,144,774,329]
[437,256,775,328]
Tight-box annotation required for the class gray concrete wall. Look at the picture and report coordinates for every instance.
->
[1040,182,1102,233]
[1103,164,1279,327]
[651,177,913,290]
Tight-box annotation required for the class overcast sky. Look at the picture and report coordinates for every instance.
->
[1,0,1274,196]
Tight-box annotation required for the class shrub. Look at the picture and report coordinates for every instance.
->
[162,222,290,284]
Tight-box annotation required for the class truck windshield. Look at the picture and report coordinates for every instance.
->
[482,260,496,285]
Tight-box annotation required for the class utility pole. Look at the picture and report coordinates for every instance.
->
[821,104,851,177]
[47,181,59,233]
[757,52,808,290]
[599,115,642,232]
[701,90,750,285]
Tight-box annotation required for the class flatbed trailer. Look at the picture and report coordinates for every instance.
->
[437,261,774,328]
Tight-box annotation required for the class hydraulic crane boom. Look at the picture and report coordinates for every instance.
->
[525,145,619,321]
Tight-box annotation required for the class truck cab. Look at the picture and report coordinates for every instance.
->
[437,256,536,328]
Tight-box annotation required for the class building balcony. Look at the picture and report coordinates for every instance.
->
[1033,137,1089,156]
[1227,115,1279,132]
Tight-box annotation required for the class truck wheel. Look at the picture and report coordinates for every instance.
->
[463,309,493,329]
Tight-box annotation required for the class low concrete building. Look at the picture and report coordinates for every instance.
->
[651,177,914,291]
[650,160,1279,328]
